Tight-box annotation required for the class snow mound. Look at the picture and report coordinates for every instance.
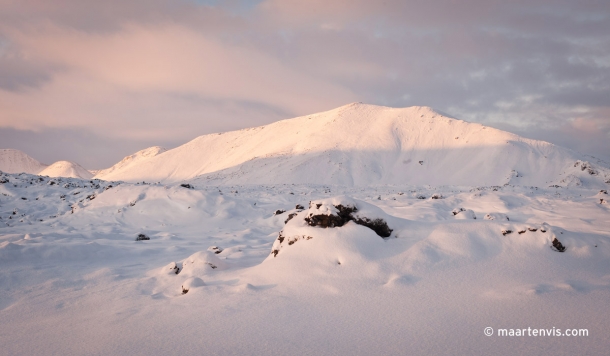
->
[0,149,48,174]
[39,161,93,179]
[271,196,400,257]
[452,208,477,219]
[94,146,167,180]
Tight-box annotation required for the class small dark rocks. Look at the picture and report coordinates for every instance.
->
[284,213,298,224]
[452,208,465,215]
[274,209,285,216]
[295,204,304,210]
[551,237,566,252]
[180,183,193,189]
[208,246,223,254]
[304,202,392,238]
[501,229,513,236]
[352,217,393,237]
[136,233,150,241]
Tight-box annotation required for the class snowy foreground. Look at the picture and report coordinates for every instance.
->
[1,172,609,355]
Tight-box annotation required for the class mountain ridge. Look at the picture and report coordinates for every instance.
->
[91,103,610,187]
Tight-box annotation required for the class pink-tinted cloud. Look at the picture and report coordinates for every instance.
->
[0,0,609,165]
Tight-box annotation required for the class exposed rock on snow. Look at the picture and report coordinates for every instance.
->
[136,233,150,241]
[271,197,396,257]
[303,198,393,237]
[208,246,223,254]
[452,208,476,219]
[485,213,509,221]
[551,237,566,252]
[181,277,205,294]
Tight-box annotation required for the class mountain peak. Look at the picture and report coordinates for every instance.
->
[39,161,93,179]
[0,148,48,174]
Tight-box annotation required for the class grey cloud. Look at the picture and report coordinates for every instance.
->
[0,127,181,169]
[0,0,609,166]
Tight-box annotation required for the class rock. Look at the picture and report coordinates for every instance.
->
[207,246,223,254]
[136,233,150,241]
[352,217,392,237]
[295,204,304,210]
[180,183,193,189]
[501,229,512,236]
[284,213,298,224]
[274,209,286,215]
[270,197,396,257]
[551,237,566,252]
[452,208,476,220]
[431,193,443,199]
[452,208,465,215]
[485,213,509,221]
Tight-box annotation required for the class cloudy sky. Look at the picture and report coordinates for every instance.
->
[1,0,609,168]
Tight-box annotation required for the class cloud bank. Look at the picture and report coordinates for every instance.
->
[1,0,609,167]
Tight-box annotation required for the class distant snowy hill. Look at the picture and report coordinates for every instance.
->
[94,103,610,187]
[0,148,48,174]
[39,161,93,179]
[95,146,167,180]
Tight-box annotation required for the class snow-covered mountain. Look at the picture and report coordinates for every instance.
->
[93,103,610,187]
[39,160,93,179]
[94,146,167,180]
[0,148,48,174]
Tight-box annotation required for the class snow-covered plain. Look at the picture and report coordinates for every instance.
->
[1,104,609,355]
[1,172,609,355]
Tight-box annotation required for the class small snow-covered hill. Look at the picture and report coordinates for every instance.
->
[95,146,167,180]
[39,160,93,179]
[93,103,610,187]
[0,149,48,174]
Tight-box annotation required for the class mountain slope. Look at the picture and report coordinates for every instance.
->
[94,103,610,187]
[95,146,167,180]
[0,149,48,174]
[39,161,93,179]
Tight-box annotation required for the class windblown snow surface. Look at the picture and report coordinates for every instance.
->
[1,104,610,355]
